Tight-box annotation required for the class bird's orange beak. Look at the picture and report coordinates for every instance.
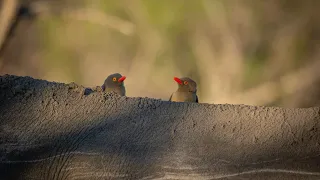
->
[118,76,126,82]
[174,77,183,85]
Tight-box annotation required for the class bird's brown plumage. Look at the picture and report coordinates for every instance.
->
[101,73,126,96]
[169,77,198,103]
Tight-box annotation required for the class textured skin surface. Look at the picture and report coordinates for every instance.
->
[0,75,320,180]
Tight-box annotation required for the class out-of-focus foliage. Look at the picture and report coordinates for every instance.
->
[1,0,320,107]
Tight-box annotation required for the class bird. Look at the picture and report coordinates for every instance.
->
[101,73,126,96]
[169,77,198,103]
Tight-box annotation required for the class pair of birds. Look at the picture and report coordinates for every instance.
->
[102,73,199,103]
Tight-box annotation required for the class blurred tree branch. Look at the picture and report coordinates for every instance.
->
[30,1,135,36]
[0,0,19,52]
[61,8,135,36]
[214,59,320,105]
[123,0,164,96]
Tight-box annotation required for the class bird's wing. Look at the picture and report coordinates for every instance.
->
[101,84,105,91]
[169,94,173,101]
[196,95,199,103]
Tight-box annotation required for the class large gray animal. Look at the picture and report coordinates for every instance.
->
[1,75,320,180]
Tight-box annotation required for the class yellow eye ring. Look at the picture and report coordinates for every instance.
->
[112,77,117,82]
[184,81,188,85]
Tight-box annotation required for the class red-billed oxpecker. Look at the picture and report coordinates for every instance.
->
[102,73,126,96]
[169,77,198,103]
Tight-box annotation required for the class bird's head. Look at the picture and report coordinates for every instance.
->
[104,73,126,88]
[174,77,197,93]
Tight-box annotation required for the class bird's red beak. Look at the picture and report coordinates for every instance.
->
[118,76,126,82]
[174,77,183,85]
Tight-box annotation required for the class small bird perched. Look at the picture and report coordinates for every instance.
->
[101,73,126,96]
[169,77,198,103]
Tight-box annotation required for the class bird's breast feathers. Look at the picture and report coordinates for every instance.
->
[170,92,197,102]
[105,87,126,96]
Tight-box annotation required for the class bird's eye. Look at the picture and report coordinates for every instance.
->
[112,77,117,82]
[184,81,188,85]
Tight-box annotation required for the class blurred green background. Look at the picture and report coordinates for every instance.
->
[1,0,320,107]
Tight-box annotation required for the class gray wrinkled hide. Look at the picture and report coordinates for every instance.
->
[0,75,320,180]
